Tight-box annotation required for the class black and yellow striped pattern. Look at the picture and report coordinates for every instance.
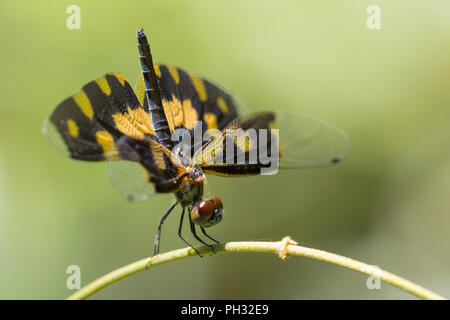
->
[48,73,147,161]
[135,64,239,135]
[45,64,242,193]
[195,112,278,176]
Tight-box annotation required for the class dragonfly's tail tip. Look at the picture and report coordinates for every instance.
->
[136,28,146,38]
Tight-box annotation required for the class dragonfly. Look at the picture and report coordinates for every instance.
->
[43,29,349,256]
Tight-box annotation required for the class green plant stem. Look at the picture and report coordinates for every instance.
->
[67,236,446,300]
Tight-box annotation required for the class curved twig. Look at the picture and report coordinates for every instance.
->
[67,236,446,300]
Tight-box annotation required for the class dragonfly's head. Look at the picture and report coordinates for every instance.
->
[190,196,223,227]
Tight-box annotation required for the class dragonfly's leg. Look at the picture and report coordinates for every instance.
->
[153,201,178,256]
[188,209,216,254]
[178,207,202,257]
[200,226,220,244]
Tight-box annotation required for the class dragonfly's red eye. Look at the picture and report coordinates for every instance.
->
[210,196,223,210]
[199,200,215,216]
[191,200,215,225]
[202,196,224,228]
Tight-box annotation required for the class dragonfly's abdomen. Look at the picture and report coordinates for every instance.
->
[136,29,173,150]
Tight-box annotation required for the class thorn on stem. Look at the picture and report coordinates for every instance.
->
[278,236,298,260]
[145,257,153,270]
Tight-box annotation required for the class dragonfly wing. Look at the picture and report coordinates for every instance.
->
[271,111,349,168]
[194,111,349,176]
[43,73,184,200]
[110,135,188,197]
[43,72,156,161]
[107,160,155,201]
[135,64,240,131]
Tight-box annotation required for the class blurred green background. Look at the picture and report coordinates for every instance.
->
[1,0,449,299]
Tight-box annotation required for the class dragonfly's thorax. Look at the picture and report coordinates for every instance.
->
[175,166,205,207]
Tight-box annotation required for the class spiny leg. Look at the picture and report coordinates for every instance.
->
[188,209,216,254]
[178,207,202,257]
[154,201,178,256]
[200,226,220,244]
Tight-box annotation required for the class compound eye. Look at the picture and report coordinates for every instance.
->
[210,196,223,210]
[191,200,214,225]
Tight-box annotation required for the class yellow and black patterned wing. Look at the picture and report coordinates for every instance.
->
[108,135,188,195]
[43,73,187,197]
[135,64,241,135]
[193,111,349,176]
[44,72,156,160]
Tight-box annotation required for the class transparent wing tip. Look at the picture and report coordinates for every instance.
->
[42,117,70,156]
[275,111,350,169]
[106,160,155,202]
[125,192,152,202]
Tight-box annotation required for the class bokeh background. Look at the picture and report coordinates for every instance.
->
[1,0,449,299]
